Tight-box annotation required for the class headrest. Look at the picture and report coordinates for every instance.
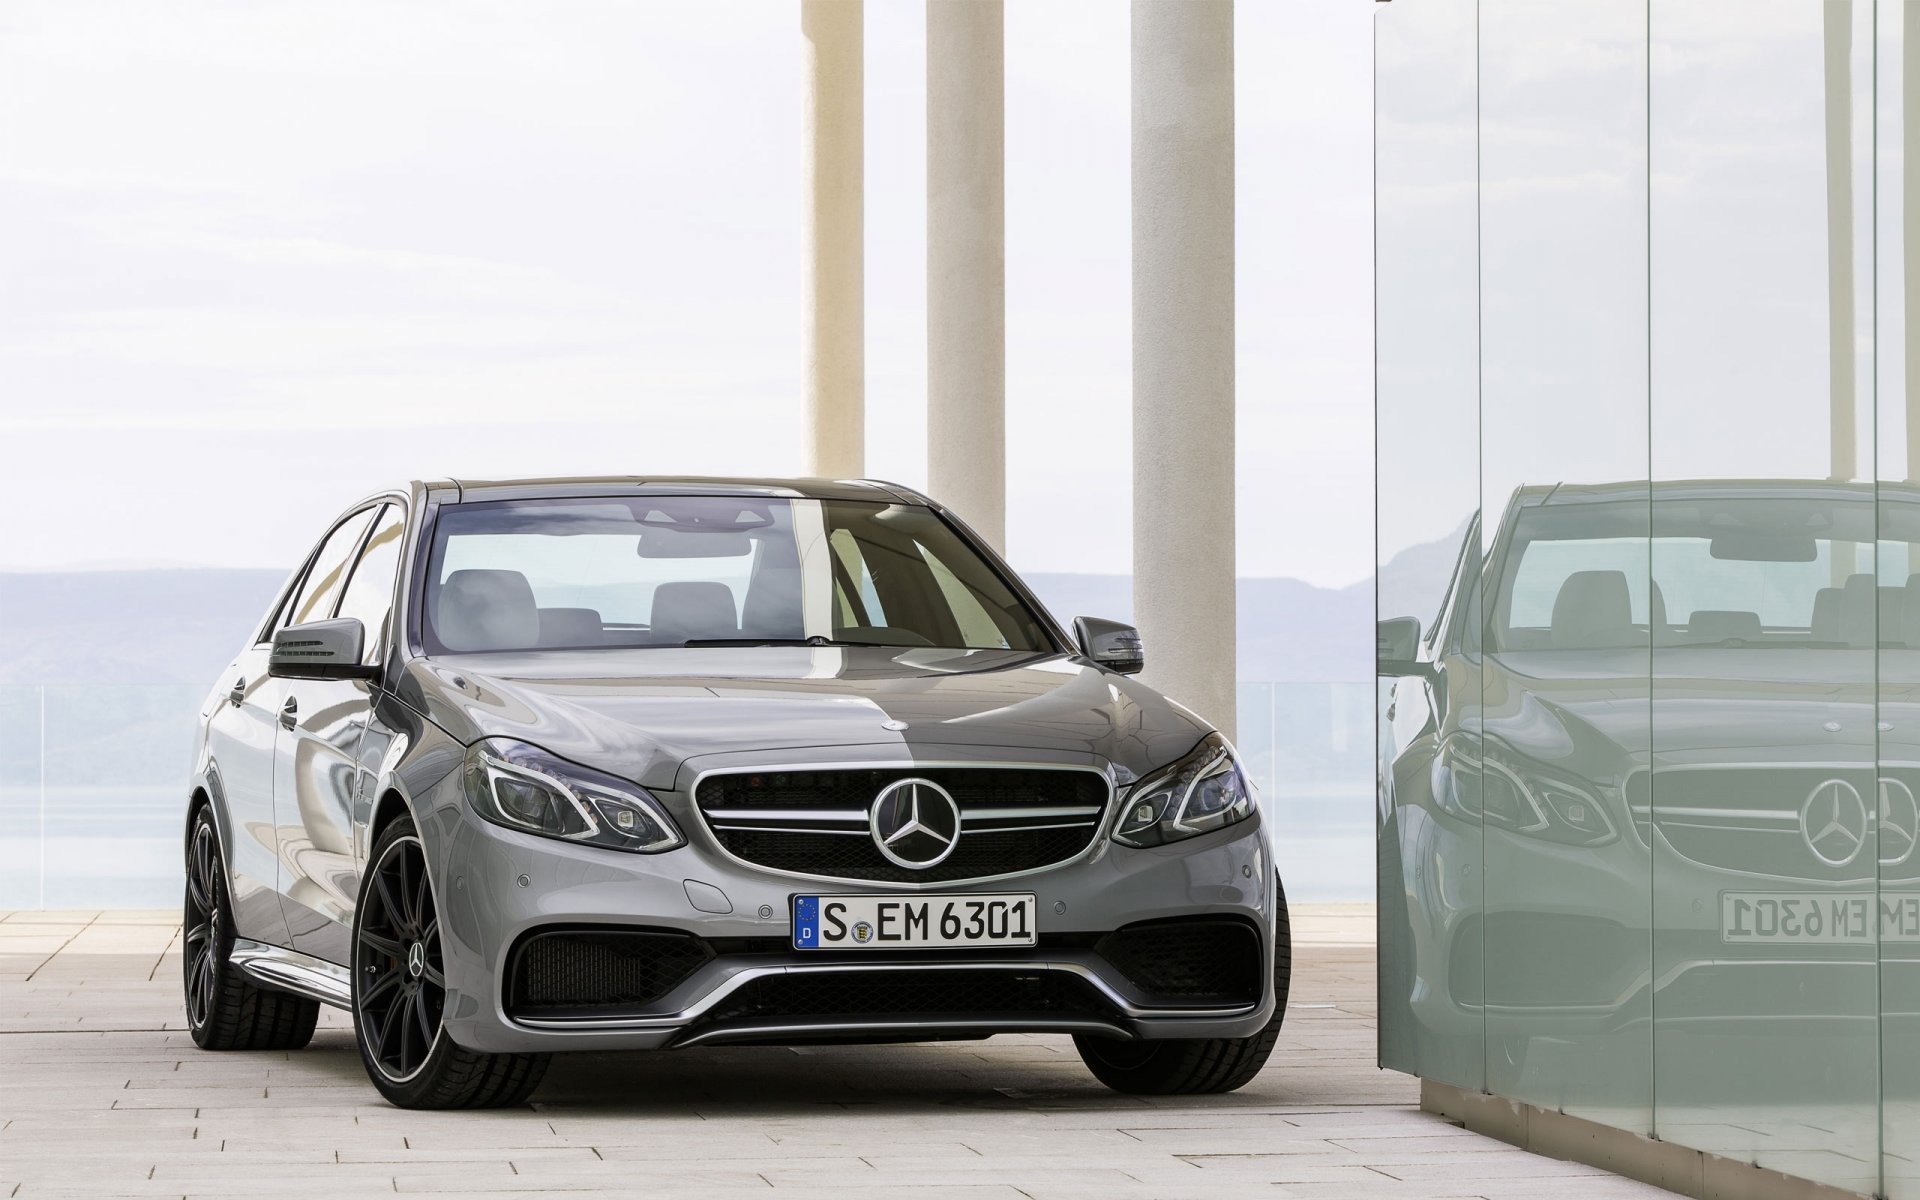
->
[650,581,739,644]
[538,607,604,648]
[1687,610,1761,644]
[1550,570,1633,649]
[436,569,539,652]
[1814,574,1876,646]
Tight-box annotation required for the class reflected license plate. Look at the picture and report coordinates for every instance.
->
[1721,891,1876,944]
[792,893,1037,950]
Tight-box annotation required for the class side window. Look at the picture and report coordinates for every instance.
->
[283,508,378,630]
[335,505,406,664]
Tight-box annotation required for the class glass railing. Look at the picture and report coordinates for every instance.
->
[0,681,1376,909]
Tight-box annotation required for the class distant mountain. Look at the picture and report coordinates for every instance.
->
[1374,516,1474,635]
[1021,574,1372,684]
[0,569,288,686]
[0,529,1469,687]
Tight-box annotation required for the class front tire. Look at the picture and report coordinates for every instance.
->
[1074,882,1292,1095]
[351,814,549,1109]
[183,806,319,1051]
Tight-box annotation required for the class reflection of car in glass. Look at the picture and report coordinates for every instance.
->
[1377,479,1915,1104]
[184,477,1287,1108]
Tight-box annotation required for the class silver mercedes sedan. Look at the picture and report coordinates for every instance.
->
[183,476,1287,1108]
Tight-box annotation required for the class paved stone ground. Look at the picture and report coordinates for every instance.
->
[0,905,1677,1199]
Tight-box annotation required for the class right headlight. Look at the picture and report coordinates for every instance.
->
[1112,732,1255,848]
[464,738,684,854]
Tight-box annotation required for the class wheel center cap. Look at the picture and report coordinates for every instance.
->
[406,942,425,978]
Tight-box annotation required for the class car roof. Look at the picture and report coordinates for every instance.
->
[423,476,934,505]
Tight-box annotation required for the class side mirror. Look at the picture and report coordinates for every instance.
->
[1074,616,1144,675]
[1377,616,1429,678]
[270,618,380,682]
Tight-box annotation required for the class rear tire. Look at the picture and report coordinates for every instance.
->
[183,805,320,1051]
[1074,881,1292,1095]
[351,814,549,1109]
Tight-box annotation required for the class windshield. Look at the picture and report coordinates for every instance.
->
[1491,491,1920,651]
[419,495,1055,655]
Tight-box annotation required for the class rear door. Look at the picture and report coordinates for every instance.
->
[202,642,290,946]
[277,502,408,964]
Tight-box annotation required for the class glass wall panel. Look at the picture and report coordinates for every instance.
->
[1879,4,1920,1194]
[1476,0,1651,1131]
[1648,2,1880,1192]
[1374,0,1484,1091]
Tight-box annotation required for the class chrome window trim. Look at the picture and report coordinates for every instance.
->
[687,760,1118,890]
[508,958,1256,1031]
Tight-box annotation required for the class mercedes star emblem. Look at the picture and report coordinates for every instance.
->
[869,777,962,869]
[1801,778,1869,868]
[1881,777,1919,868]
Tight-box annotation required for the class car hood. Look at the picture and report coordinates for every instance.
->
[396,645,1213,791]
[1488,648,1882,763]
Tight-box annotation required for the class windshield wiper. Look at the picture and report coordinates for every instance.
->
[678,636,859,648]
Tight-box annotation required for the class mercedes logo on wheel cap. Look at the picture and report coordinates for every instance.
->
[1801,778,1869,868]
[869,777,962,869]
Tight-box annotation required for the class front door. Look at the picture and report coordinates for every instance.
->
[275,502,406,965]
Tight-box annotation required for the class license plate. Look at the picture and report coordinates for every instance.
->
[1721,891,1879,944]
[792,893,1037,949]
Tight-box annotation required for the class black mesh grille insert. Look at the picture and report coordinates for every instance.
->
[697,767,1108,883]
[702,969,1111,1026]
[507,928,713,1019]
[1094,918,1264,1004]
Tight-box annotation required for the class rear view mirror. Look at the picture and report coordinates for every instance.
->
[1377,616,1429,678]
[1074,616,1144,675]
[269,619,380,682]
[1709,532,1817,562]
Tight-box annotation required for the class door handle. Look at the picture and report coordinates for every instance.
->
[279,696,299,730]
[228,678,246,707]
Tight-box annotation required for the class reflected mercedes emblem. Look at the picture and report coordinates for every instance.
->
[869,777,961,869]
[1801,778,1869,868]
[1880,778,1919,868]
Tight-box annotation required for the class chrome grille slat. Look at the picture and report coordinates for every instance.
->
[694,764,1112,885]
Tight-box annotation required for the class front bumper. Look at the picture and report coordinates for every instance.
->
[422,777,1277,1054]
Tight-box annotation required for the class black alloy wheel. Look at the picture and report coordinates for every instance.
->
[351,813,548,1108]
[182,805,319,1051]
[183,821,222,1029]
[355,830,446,1082]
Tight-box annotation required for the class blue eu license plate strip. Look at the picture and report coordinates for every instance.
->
[793,895,822,948]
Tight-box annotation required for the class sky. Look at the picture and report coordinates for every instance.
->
[0,0,1376,586]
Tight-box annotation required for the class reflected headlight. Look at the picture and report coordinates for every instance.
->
[1113,733,1255,848]
[464,739,684,854]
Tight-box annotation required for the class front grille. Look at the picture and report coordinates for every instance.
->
[1627,765,1896,882]
[696,766,1110,883]
[1095,918,1264,1004]
[701,968,1111,1026]
[506,928,712,1019]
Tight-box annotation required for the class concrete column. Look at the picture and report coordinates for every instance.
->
[1132,0,1235,739]
[1905,1,1920,483]
[804,0,864,477]
[1824,0,1855,488]
[926,0,1006,550]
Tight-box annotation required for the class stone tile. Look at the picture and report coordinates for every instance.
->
[0,906,1682,1199]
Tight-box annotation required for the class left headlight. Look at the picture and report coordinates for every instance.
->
[1112,732,1255,848]
[464,738,685,854]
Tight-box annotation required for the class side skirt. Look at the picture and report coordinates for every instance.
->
[229,939,353,1010]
